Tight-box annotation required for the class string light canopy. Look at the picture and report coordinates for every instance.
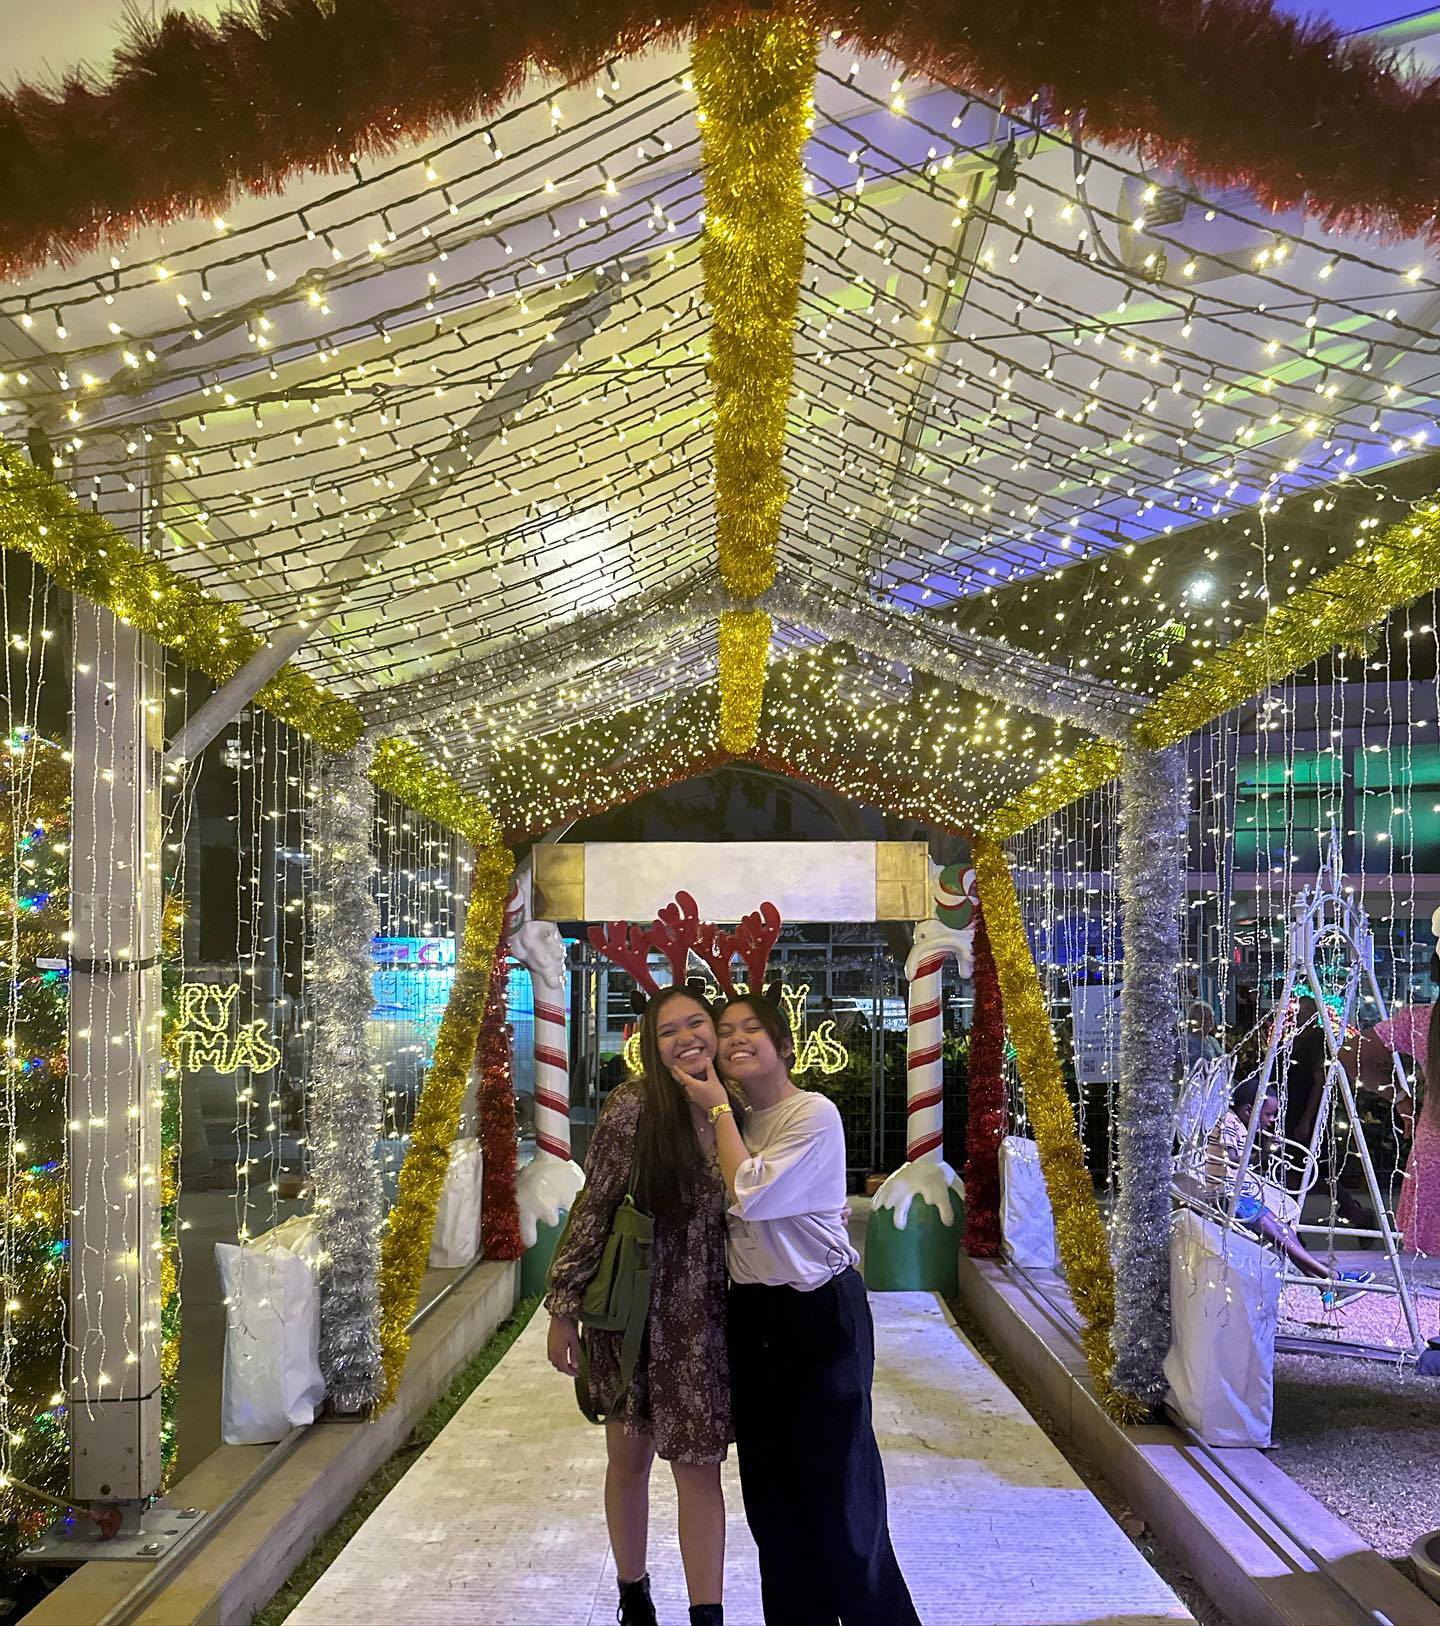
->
[5,13,1440,835]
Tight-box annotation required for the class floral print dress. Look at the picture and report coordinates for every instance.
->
[545,1080,732,1464]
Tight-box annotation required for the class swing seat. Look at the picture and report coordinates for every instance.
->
[1171,1056,1317,1235]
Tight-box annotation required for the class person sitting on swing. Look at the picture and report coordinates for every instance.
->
[1207,1076,1375,1304]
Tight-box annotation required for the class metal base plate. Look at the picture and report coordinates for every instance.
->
[1276,1332,1421,1364]
[20,1504,206,1565]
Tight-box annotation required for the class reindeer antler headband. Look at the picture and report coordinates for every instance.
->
[587,890,784,1009]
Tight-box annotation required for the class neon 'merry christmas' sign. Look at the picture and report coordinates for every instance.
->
[174,983,282,1075]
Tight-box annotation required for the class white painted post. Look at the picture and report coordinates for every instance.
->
[68,598,164,1502]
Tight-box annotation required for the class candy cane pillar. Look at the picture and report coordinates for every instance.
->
[905,945,949,1162]
[507,866,585,1294]
[512,892,573,1164]
[866,862,974,1293]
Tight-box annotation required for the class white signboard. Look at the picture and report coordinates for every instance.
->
[534,840,928,923]
[1070,983,1122,1085]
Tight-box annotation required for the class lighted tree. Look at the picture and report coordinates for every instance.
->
[0,735,183,1572]
[0,735,72,1558]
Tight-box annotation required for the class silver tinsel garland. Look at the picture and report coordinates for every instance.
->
[1111,743,1186,1404]
[762,584,1148,741]
[309,734,386,1413]
[360,572,1145,740]
[360,573,722,730]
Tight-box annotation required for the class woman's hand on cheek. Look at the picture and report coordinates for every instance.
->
[674,1056,729,1111]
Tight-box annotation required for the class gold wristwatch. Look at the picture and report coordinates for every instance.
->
[708,1101,733,1124]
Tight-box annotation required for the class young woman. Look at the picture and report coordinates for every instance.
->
[677,995,920,1626]
[546,988,730,1626]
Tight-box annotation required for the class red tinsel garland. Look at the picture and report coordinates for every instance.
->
[478,930,522,1261]
[963,908,1006,1258]
[4,0,1440,277]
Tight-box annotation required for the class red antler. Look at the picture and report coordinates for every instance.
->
[649,890,702,985]
[734,901,782,992]
[586,920,661,995]
[693,921,740,999]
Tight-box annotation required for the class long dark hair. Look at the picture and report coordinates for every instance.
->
[633,987,715,1216]
[718,994,796,1073]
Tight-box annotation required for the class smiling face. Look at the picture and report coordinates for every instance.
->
[651,991,717,1077]
[717,997,794,1088]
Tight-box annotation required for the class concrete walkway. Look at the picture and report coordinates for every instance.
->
[289,1293,1194,1625]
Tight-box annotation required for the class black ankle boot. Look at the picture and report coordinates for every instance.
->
[616,1573,658,1626]
[690,1607,724,1625]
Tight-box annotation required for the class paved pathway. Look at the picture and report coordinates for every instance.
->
[290,1293,1194,1624]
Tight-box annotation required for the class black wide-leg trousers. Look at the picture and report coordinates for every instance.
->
[728,1267,921,1626]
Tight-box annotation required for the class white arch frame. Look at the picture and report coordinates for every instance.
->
[1216,833,1423,1359]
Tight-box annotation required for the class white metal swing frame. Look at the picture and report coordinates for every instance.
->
[1176,833,1425,1361]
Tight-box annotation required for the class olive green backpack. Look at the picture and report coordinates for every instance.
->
[548,1159,654,1424]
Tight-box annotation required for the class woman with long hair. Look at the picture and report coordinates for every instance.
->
[676,993,920,1626]
[546,986,731,1626]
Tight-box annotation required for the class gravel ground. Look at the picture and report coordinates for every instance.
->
[1272,1345,1440,1571]
[1270,1250,1440,1576]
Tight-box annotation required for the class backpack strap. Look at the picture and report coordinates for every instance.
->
[616,1239,652,1400]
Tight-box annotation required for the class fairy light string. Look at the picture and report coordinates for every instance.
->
[375,835,512,1407]
[9,17,1440,1429]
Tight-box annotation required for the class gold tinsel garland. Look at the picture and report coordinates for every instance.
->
[0,445,511,853]
[718,608,771,753]
[370,735,502,851]
[979,740,1126,841]
[0,442,362,751]
[972,836,1141,1419]
[375,839,513,1405]
[695,17,815,599]
[1135,502,1440,749]
[984,503,1440,830]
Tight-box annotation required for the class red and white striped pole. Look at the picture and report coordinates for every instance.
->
[906,948,948,1162]
[903,863,978,1165]
[505,881,571,1163]
[531,986,571,1163]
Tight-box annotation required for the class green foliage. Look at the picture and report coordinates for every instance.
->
[0,736,72,1561]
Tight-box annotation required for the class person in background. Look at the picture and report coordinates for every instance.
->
[1351,941,1440,1255]
[1283,995,1327,1143]
[1285,993,1369,1226]
[820,994,868,1042]
[1182,1001,1222,1069]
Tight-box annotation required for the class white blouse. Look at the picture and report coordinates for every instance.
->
[727,1090,860,1290]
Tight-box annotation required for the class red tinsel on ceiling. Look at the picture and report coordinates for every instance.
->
[2,0,1440,278]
